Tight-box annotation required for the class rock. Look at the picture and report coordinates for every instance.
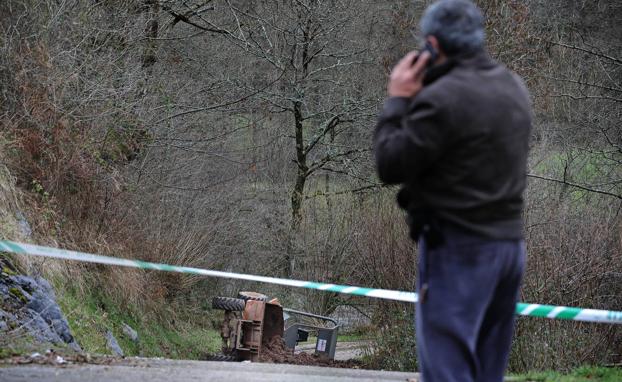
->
[0,270,80,351]
[28,278,75,344]
[122,322,139,343]
[23,309,64,344]
[67,340,82,352]
[8,275,38,293]
[0,320,8,331]
[50,318,74,344]
[8,285,31,303]
[29,352,43,360]
[105,330,124,357]
[27,290,61,321]
[34,277,56,299]
[0,308,17,322]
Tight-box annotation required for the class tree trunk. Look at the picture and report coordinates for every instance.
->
[325,126,335,224]
[290,100,308,231]
[142,0,159,69]
[286,100,308,277]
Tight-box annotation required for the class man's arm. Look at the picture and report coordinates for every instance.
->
[374,94,447,184]
[372,49,447,185]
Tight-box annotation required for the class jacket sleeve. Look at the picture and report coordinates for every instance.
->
[373,95,448,185]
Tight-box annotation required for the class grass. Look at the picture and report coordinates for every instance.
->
[56,286,221,359]
[295,331,371,347]
[337,333,371,342]
[507,367,622,382]
[532,150,622,203]
[0,335,52,360]
[0,330,78,361]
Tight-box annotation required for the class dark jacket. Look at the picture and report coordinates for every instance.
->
[374,50,532,240]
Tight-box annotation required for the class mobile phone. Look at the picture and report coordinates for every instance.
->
[411,41,438,68]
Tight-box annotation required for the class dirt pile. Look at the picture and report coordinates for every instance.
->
[258,336,363,369]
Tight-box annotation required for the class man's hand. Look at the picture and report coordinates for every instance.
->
[387,50,430,98]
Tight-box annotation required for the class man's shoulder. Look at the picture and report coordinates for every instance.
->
[416,71,461,108]
[422,61,530,103]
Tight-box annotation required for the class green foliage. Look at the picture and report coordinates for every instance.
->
[508,366,622,382]
[0,335,59,360]
[336,332,371,342]
[2,265,17,276]
[533,150,622,203]
[8,287,27,303]
[30,179,49,200]
[56,286,221,359]
[535,151,597,181]
[364,308,417,372]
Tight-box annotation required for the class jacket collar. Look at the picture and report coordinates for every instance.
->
[454,49,495,69]
[423,49,494,86]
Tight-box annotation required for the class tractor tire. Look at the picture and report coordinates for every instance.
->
[206,353,238,362]
[237,291,268,302]
[212,297,245,311]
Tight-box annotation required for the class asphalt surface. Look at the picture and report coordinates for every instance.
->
[296,340,371,361]
[0,358,419,382]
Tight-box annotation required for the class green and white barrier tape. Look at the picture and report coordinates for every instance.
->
[1,240,621,324]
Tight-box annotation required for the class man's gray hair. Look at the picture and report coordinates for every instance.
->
[420,0,485,56]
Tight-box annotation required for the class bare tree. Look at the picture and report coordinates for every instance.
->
[165,0,380,275]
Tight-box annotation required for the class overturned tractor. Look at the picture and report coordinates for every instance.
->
[210,291,339,362]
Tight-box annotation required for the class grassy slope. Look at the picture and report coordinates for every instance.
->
[508,367,622,382]
[1,140,222,361]
[56,286,221,359]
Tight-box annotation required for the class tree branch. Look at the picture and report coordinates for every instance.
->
[527,173,622,200]
[305,184,384,199]
[306,149,362,175]
[544,39,621,64]
[163,6,226,34]
[551,94,622,103]
[541,76,622,93]
[304,115,341,155]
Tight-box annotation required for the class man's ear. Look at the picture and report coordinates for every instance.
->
[426,36,446,64]
[427,36,441,56]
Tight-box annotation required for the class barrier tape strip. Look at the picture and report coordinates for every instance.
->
[1,240,621,324]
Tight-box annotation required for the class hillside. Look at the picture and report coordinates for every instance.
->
[1,0,620,374]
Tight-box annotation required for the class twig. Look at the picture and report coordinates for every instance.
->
[305,184,384,199]
[543,39,621,64]
[527,173,622,200]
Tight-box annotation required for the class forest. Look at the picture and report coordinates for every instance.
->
[0,0,620,374]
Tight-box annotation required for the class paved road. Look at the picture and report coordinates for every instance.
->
[296,341,371,361]
[0,358,419,382]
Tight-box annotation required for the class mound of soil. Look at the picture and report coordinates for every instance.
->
[258,336,363,369]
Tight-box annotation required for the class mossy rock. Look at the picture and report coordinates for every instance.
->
[9,287,28,303]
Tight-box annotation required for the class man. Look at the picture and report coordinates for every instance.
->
[373,1,531,381]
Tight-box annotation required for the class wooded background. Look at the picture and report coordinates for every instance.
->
[1,0,620,372]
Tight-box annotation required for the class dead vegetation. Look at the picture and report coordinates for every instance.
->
[0,0,620,373]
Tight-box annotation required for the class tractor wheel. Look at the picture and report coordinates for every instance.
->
[212,297,245,311]
[206,353,238,362]
[237,291,268,302]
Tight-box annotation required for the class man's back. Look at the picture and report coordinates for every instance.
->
[375,51,532,239]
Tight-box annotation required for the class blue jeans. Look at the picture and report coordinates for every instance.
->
[416,227,526,382]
